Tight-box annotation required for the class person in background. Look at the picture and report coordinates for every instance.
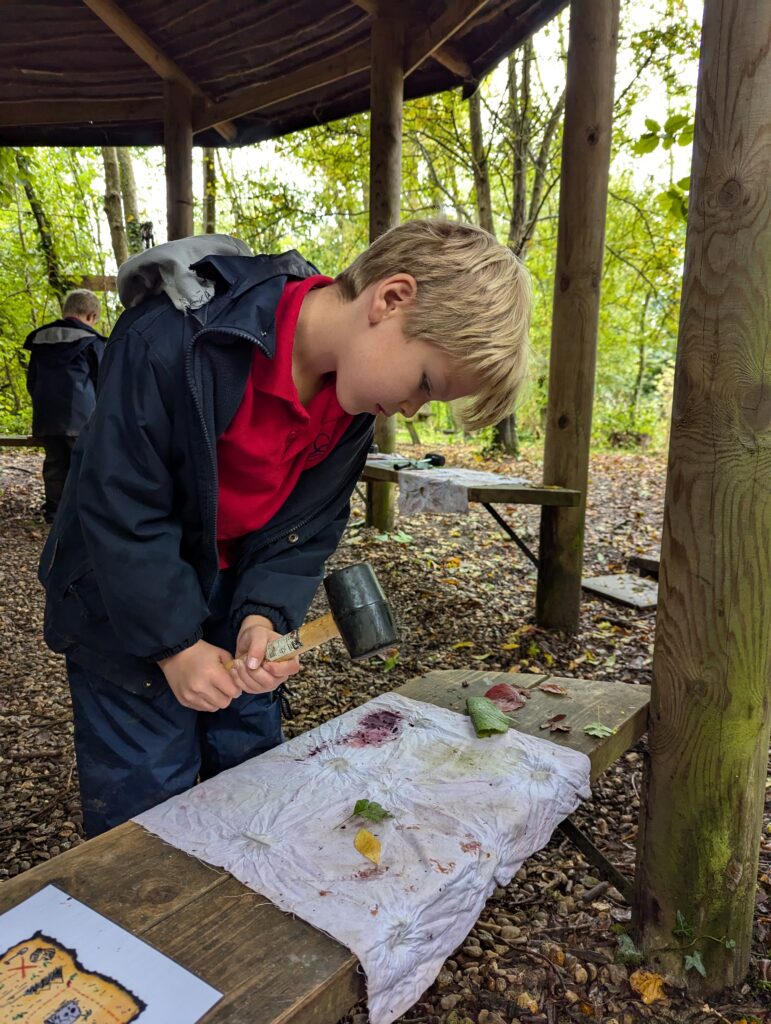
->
[24,289,107,523]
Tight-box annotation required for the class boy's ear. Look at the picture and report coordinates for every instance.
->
[368,274,417,324]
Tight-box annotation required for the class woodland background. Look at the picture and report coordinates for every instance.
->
[0,0,700,453]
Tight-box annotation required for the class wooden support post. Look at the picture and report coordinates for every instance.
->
[164,80,193,241]
[366,13,404,532]
[633,0,771,990]
[535,0,619,631]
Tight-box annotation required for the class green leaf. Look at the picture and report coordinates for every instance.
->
[673,910,694,941]
[584,721,614,738]
[678,125,695,147]
[615,932,644,966]
[467,696,513,737]
[662,136,673,150]
[644,117,661,133]
[392,530,413,544]
[684,951,707,977]
[353,799,393,823]
[664,113,689,135]
[676,176,691,191]
[724,937,736,949]
[632,133,659,155]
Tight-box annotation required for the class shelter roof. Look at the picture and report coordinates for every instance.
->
[0,0,566,147]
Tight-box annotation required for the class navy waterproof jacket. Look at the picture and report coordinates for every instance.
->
[39,250,374,693]
[24,317,106,436]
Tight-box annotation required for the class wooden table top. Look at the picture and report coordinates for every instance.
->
[0,671,649,1024]
[361,460,581,507]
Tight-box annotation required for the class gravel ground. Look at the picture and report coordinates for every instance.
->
[0,444,768,1023]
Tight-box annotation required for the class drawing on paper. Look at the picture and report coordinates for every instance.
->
[0,930,145,1023]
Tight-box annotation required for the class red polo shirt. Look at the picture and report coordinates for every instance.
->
[216,275,352,568]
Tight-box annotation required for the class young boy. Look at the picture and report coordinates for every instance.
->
[24,289,107,522]
[39,219,531,837]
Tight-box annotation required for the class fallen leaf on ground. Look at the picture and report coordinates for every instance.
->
[515,992,539,1013]
[354,828,381,865]
[467,696,512,736]
[538,681,569,695]
[484,682,530,712]
[539,713,572,733]
[630,968,668,1004]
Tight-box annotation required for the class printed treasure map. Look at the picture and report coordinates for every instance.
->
[0,930,144,1023]
[0,886,221,1024]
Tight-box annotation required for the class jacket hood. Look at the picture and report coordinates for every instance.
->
[117,234,253,311]
[24,317,103,358]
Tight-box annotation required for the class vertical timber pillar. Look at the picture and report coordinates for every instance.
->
[633,0,771,990]
[366,13,404,531]
[164,79,194,241]
[535,0,619,630]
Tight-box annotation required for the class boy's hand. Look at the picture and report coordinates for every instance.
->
[230,614,301,693]
[159,640,243,712]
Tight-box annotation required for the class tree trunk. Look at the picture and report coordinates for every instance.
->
[633,0,771,991]
[469,88,494,235]
[535,0,619,631]
[117,148,143,255]
[366,13,404,532]
[492,413,520,454]
[102,146,129,267]
[202,147,217,233]
[14,151,70,302]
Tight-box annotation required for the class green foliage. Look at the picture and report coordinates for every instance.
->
[353,799,392,823]
[466,696,513,737]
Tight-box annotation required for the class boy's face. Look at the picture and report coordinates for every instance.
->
[334,277,480,418]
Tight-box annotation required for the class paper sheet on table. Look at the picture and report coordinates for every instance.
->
[396,467,531,514]
[136,693,590,1024]
[0,884,221,1023]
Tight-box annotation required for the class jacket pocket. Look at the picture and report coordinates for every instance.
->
[66,569,110,624]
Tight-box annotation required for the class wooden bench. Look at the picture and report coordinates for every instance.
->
[0,671,649,1023]
[0,435,38,448]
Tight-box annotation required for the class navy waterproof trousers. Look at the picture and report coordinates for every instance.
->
[66,570,283,837]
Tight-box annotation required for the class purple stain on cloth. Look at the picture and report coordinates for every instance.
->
[345,710,403,748]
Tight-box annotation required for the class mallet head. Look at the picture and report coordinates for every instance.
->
[323,562,399,660]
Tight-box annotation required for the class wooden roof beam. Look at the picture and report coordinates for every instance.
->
[0,98,164,127]
[195,40,371,132]
[404,0,490,78]
[349,0,473,78]
[80,0,236,141]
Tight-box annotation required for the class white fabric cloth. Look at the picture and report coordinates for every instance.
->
[396,467,531,515]
[135,693,590,1024]
[117,234,253,311]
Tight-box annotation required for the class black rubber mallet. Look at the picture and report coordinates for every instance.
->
[229,562,399,665]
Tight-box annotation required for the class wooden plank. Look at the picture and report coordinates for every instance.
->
[196,41,370,131]
[81,0,236,141]
[0,823,228,931]
[0,98,164,127]
[360,463,581,507]
[0,435,38,447]
[396,670,650,782]
[582,573,658,609]
[145,876,362,1024]
[349,0,472,77]
[628,552,660,578]
[404,0,489,77]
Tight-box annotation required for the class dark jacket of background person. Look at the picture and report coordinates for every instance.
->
[24,317,106,436]
[38,251,374,695]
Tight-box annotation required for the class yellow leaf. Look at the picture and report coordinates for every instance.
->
[452,641,474,649]
[446,556,461,568]
[515,992,539,1013]
[630,968,667,1004]
[354,828,381,865]
[501,643,519,650]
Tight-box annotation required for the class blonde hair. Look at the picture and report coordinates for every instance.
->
[62,289,100,320]
[336,219,530,429]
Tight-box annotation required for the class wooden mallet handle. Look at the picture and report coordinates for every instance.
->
[224,611,340,670]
